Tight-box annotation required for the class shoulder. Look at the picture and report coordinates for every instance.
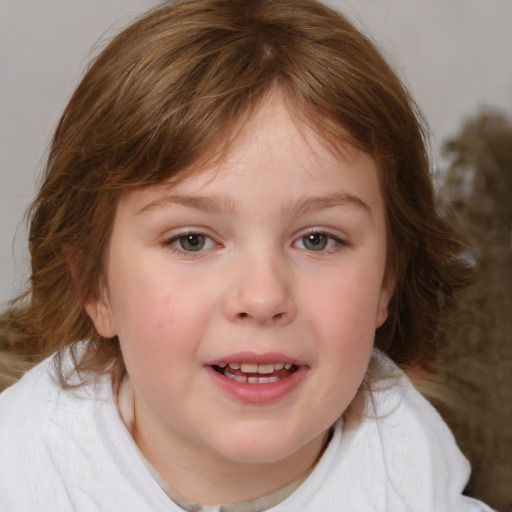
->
[365,353,470,497]
[0,351,174,512]
[0,351,109,434]
[0,356,67,508]
[0,355,62,427]
[342,351,494,511]
[0,354,104,507]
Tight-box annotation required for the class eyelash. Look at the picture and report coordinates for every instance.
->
[295,229,348,253]
[161,228,348,256]
[161,231,218,256]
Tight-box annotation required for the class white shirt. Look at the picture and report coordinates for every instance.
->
[0,350,494,511]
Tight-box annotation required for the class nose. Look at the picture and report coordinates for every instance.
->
[222,251,297,326]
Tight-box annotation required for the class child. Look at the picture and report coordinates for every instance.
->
[0,0,494,510]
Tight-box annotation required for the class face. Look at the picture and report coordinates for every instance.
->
[87,95,392,481]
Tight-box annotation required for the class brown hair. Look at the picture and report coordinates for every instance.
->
[10,0,470,385]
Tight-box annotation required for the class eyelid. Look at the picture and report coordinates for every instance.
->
[160,228,221,255]
[293,227,349,251]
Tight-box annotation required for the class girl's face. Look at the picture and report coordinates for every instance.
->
[87,94,391,484]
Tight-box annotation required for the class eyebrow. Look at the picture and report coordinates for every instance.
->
[137,194,239,215]
[137,192,371,218]
[281,193,372,218]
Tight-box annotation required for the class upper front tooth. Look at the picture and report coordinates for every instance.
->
[240,363,258,373]
[230,362,292,374]
[257,363,275,374]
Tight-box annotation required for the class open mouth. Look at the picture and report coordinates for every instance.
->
[211,362,299,384]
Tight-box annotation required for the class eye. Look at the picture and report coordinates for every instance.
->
[294,231,345,252]
[301,233,328,251]
[164,232,217,252]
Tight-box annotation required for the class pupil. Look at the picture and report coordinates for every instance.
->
[180,234,205,251]
[304,233,327,251]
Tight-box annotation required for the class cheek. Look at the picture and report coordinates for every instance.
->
[109,264,218,360]
[111,278,197,401]
[306,269,384,342]
[300,279,378,431]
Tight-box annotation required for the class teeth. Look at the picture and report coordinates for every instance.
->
[223,362,294,374]
[225,372,247,384]
[226,374,281,385]
[216,361,297,386]
[240,363,258,373]
[257,363,275,374]
[258,376,280,384]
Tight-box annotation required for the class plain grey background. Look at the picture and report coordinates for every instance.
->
[1,0,511,307]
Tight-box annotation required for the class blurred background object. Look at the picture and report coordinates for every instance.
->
[434,110,512,511]
[0,312,29,392]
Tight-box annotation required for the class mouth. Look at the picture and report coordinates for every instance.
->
[205,352,307,403]
[211,362,299,384]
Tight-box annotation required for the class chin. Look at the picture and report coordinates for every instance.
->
[206,426,319,466]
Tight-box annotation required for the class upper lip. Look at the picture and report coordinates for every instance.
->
[205,351,305,366]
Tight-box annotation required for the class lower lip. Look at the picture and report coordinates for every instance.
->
[204,365,308,404]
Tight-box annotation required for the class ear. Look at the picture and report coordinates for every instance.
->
[375,275,395,329]
[66,246,118,339]
[85,287,118,339]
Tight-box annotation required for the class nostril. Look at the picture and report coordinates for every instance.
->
[273,313,283,320]
[239,312,248,319]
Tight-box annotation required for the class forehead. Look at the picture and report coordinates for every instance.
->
[116,93,383,217]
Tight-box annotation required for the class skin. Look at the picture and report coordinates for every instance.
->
[86,93,392,505]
